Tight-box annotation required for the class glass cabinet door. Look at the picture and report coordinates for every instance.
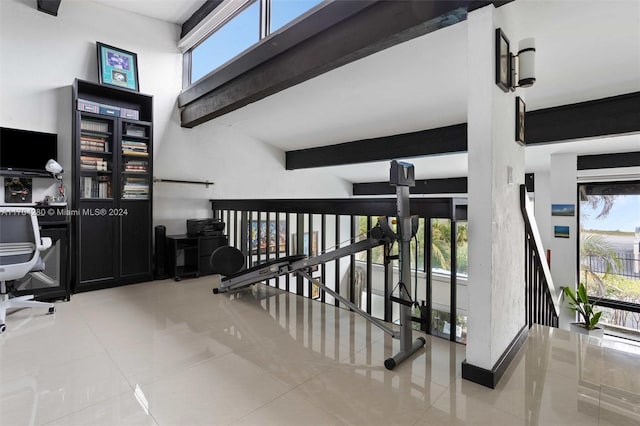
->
[120,121,150,200]
[79,115,114,199]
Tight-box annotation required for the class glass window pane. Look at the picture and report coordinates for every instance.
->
[270,0,324,33]
[579,182,640,335]
[191,1,260,83]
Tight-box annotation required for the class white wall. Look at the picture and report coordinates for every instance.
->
[0,0,352,234]
[0,0,180,205]
[549,153,578,328]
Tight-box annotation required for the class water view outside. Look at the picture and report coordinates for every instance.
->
[579,182,640,337]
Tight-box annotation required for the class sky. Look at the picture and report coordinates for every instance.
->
[580,195,640,233]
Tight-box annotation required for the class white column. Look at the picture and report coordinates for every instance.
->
[549,152,578,328]
[466,6,526,371]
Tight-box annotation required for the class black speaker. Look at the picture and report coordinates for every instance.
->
[154,225,169,279]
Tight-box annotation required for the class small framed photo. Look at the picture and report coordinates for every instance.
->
[495,28,511,92]
[516,96,526,145]
[97,42,139,92]
[554,226,570,239]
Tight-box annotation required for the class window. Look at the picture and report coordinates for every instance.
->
[579,181,640,338]
[270,0,324,33]
[186,0,326,86]
[191,1,260,83]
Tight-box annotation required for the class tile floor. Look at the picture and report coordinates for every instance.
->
[1,276,639,425]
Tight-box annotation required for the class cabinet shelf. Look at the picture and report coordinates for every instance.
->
[122,134,149,141]
[122,152,149,158]
[80,150,112,156]
[80,170,112,174]
[81,130,112,137]
[73,78,153,292]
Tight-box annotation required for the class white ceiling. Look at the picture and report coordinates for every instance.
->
[89,0,207,24]
[91,0,640,183]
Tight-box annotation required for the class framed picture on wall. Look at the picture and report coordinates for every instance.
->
[97,42,139,92]
[516,96,526,145]
[249,220,286,255]
[495,28,511,92]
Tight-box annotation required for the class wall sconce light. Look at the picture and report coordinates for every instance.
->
[495,28,536,92]
[512,38,536,89]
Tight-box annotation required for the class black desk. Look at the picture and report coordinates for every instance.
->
[166,234,228,281]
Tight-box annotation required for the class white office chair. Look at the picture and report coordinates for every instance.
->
[0,207,55,334]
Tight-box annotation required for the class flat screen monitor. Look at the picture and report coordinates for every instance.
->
[0,127,58,176]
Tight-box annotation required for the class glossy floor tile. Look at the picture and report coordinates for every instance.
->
[1,276,639,425]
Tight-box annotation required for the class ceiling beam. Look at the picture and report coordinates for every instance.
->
[577,151,640,170]
[181,0,224,39]
[352,174,534,196]
[37,0,61,16]
[354,177,468,196]
[180,0,471,127]
[286,124,467,170]
[285,92,639,170]
[526,92,640,145]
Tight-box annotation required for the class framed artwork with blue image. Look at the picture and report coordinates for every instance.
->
[97,42,139,92]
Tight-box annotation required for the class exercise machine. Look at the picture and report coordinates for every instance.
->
[213,160,425,369]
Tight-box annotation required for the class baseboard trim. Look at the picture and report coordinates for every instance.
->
[461,325,529,388]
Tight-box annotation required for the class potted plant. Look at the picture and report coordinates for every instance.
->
[563,283,604,338]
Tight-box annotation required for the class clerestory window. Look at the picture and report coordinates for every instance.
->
[185,0,325,86]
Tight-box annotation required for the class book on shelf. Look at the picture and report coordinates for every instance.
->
[80,119,109,133]
[80,158,108,171]
[124,160,148,169]
[81,135,106,143]
[124,166,148,172]
[121,141,147,153]
[81,175,112,198]
[80,138,109,152]
[121,140,146,146]
[124,125,146,137]
[122,150,149,157]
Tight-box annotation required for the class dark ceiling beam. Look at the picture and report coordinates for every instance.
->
[352,173,534,196]
[181,0,224,39]
[37,0,61,16]
[577,151,640,170]
[354,177,468,196]
[180,0,471,127]
[285,124,467,170]
[526,92,640,145]
[468,1,515,12]
[285,92,638,170]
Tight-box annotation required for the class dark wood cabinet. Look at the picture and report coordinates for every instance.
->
[166,234,228,281]
[199,235,229,275]
[166,235,200,281]
[72,79,153,292]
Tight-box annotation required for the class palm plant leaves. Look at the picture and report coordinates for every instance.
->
[579,190,617,219]
[581,233,623,297]
[564,283,601,330]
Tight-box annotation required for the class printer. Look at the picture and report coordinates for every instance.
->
[186,218,225,236]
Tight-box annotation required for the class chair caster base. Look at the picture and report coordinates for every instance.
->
[0,324,6,334]
[48,306,55,314]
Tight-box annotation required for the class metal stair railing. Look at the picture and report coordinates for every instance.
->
[520,185,560,328]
